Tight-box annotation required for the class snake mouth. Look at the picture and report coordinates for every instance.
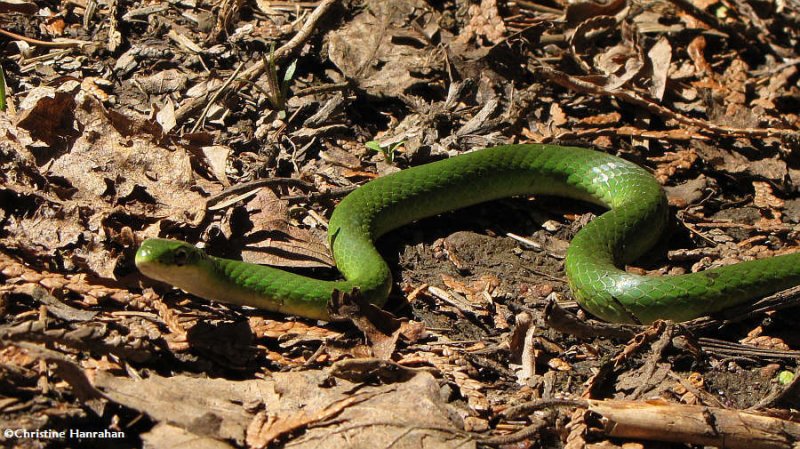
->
[134,255,170,285]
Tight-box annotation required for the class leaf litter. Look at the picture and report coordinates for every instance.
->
[2,0,800,447]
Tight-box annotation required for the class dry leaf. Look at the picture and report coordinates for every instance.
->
[16,84,79,147]
[94,370,470,449]
[694,143,788,182]
[647,36,671,100]
[325,0,441,98]
[242,188,333,268]
[201,145,231,185]
[328,290,404,360]
[648,149,698,183]
[155,97,177,133]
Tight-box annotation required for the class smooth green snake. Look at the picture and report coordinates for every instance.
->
[135,144,800,324]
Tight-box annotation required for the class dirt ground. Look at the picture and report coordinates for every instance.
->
[2,0,800,447]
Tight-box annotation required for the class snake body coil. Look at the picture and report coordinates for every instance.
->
[135,145,800,323]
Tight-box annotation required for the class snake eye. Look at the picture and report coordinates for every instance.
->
[173,248,189,266]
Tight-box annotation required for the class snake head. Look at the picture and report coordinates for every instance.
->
[135,238,209,286]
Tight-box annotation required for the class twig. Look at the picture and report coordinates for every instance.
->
[280,185,357,204]
[545,125,711,142]
[515,0,564,15]
[502,398,589,419]
[0,27,91,48]
[698,337,800,361]
[205,177,314,210]
[190,61,245,133]
[475,418,548,446]
[294,81,351,97]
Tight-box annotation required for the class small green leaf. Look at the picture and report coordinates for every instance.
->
[777,370,795,385]
[283,59,297,83]
[0,64,6,112]
[365,141,383,152]
[365,140,404,164]
[280,59,297,104]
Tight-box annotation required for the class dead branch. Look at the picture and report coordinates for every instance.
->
[587,399,800,449]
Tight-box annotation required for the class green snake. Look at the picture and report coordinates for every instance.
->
[135,144,800,324]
